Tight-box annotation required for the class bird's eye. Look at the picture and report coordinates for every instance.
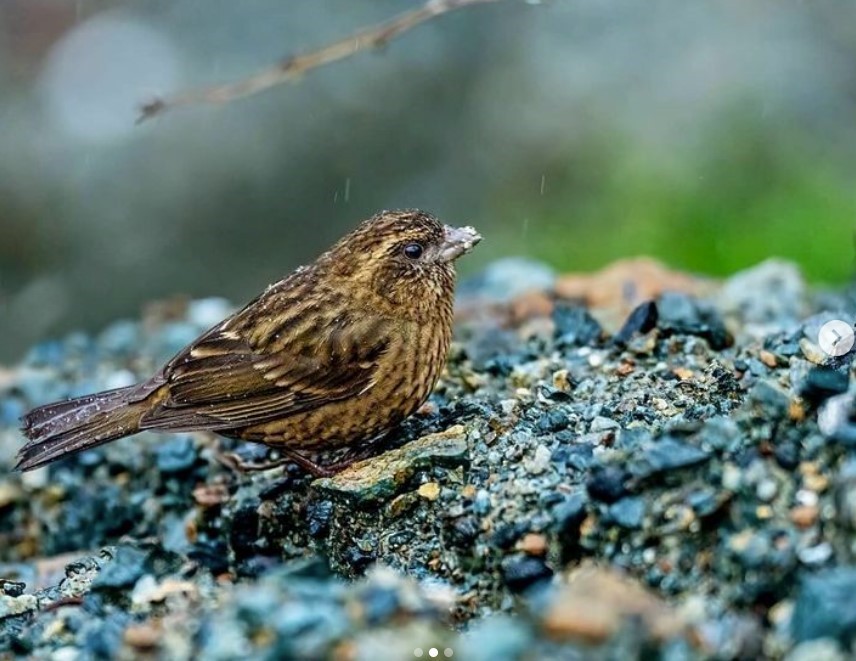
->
[402,242,424,260]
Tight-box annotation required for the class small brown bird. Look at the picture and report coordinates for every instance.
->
[16,210,481,474]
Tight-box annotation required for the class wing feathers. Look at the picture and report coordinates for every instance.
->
[140,293,391,432]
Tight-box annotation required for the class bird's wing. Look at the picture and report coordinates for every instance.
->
[140,293,391,431]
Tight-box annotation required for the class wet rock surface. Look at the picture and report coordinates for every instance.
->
[2,259,856,659]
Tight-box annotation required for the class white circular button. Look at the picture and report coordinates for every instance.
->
[818,320,855,357]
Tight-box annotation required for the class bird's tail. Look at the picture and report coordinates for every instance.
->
[16,386,147,472]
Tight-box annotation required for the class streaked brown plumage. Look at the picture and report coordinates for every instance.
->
[16,210,481,473]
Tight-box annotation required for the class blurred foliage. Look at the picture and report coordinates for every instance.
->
[492,106,856,283]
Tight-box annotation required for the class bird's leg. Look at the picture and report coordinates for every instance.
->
[215,444,335,478]
[216,451,291,474]
[278,449,336,478]
[316,443,382,473]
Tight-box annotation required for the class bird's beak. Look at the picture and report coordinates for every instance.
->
[438,225,482,262]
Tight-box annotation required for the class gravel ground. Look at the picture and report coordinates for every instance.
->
[2,256,856,660]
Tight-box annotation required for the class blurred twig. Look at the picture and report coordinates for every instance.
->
[138,0,507,123]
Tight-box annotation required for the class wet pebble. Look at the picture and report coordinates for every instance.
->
[791,567,856,644]
[500,555,553,593]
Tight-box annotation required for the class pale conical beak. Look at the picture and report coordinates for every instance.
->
[439,225,482,262]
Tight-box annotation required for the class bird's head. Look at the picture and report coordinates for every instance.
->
[322,209,481,316]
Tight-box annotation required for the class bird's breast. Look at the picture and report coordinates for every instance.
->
[242,315,452,449]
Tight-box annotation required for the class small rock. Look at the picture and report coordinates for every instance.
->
[791,567,856,643]
[818,393,856,446]
[608,497,645,530]
[591,416,620,433]
[657,292,730,349]
[799,368,849,405]
[417,482,441,501]
[800,338,828,365]
[541,565,689,643]
[785,638,847,661]
[536,410,569,434]
[0,593,38,619]
[790,505,819,529]
[633,437,710,480]
[553,304,602,347]
[154,436,197,474]
[313,426,469,505]
[798,543,833,566]
[500,555,554,593]
[759,350,779,368]
[718,259,807,327]
[524,445,552,475]
[587,466,630,503]
[614,301,659,345]
[92,547,149,590]
[516,533,548,556]
[448,516,481,548]
[458,615,532,661]
[552,492,589,557]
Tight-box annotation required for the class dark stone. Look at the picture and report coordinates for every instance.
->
[280,557,332,581]
[536,410,570,434]
[154,436,197,474]
[586,465,630,503]
[466,328,521,373]
[492,521,529,550]
[448,516,481,548]
[564,444,595,472]
[500,555,554,593]
[48,485,138,555]
[360,585,401,625]
[538,491,565,509]
[607,496,645,529]
[542,386,574,402]
[552,492,588,562]
[774,441,800,471]
[632,437,710,481]
[188,539,230,575]
[228,498,261,558]
[483,355,517,377]
[235,555,281,579]
[687,489,723,518]
[0,580,25,597]
[799,368,849,405]
[553,304,602,347]
[92,546,148,590]
[792,567,856,644]
[656,292,731,349]
[341,545,376,574]
[82,612,130,660]
[746,381,790,417]
[614,301,658,345]
[305,500,334,539]
[260,477,301,500]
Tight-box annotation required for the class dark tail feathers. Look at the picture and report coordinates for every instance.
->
[16,386,145,472]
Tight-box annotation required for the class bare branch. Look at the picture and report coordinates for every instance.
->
[138,0,506,123]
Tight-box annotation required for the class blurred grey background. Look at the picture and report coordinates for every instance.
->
[1,0,856,363]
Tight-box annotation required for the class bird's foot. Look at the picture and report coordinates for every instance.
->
[216,451,291,474]
[282,445,380,478]
[278,449,337,478]
[217,446,375,479]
